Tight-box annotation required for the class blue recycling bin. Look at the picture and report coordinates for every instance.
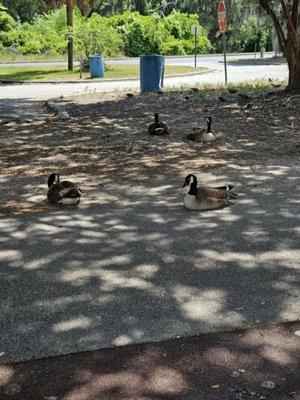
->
[140,54,165,92]
[89,55,105,78]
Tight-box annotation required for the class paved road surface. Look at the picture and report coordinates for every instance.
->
[0,52,276,68]
[0,53,288,123]
[0,62,288,101]
[0,160,299,364]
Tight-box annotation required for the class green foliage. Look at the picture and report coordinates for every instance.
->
[0,3,16,51]
[110,12,164,56]
[228,15,272,52]
[110,11,211,56]
[2,0,45,22]
[74,13,124,57]
[0,6,211,57]
[160,11,212,55]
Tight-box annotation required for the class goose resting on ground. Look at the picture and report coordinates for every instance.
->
[47,173,82,205]
[182,174,238,210]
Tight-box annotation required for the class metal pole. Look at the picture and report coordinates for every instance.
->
[194,28,197,68]
[255,42,257,59]
[80,55,83,79]
[223,32,228,84]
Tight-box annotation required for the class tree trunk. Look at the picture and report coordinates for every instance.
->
[135,0,146,15]
[286,48,300,90]
[257,0,300,91]
[66,0,73,71]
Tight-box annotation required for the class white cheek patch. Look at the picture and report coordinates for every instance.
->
[189,176,194,185]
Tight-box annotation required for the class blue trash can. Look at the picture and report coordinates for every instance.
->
[89,55,105,78]
[140,54,165,92]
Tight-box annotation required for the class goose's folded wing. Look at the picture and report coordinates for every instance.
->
[48,184,80,202]
[198,187,230,200]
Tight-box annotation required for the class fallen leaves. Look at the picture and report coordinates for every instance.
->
[261,380,275,389]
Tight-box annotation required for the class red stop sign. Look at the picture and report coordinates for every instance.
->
[218,1,227,33]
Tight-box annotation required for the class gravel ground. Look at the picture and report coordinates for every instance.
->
[0,89,299,214]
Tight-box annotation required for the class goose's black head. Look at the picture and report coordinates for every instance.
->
[206,116,212,133]
[182,174,198,195]
[48,173,60,188]
[182,173,197,187]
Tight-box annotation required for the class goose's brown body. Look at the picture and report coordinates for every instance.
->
[47,174,81,205]
[182,175,237,211]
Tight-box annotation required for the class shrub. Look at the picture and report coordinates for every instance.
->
[0,3,16,48]
[229,15,272,52]
[74,13,124,58]
[110,12,165,56]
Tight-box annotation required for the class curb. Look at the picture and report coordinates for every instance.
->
[45,98,70,120]
[0,69,210,85]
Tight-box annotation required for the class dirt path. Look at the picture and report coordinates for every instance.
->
[0,322,299,400]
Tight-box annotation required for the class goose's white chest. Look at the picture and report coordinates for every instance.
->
[201,132,216,142]
[183,194,208,210]
[58,198,80,205]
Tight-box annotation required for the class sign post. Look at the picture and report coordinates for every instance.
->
[218,1,227,83]
[191,25,200,68]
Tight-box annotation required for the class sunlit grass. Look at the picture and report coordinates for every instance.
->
[167,79,287,99]
[0,65,208,81]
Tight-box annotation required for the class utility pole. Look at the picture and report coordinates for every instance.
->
[66,0,73,71]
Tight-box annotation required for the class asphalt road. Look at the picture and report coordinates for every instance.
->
[0,52,275,68]
[0,61,288,101]
[0,159,299,364]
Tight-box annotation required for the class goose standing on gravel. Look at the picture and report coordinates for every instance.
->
[47,173,82,205]
[182,174,238,210]
[148,113,171,135]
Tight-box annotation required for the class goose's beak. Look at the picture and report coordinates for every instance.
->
[182,182,188,188]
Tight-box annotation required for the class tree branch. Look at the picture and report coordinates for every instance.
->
[258,0,287,49]
[280,0,297,39]
[150,1,175,14]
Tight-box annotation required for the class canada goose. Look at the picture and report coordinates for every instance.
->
[182,174,238,211]
[47,173,82,205]
[186,116,221,142]
[148,113,170,136]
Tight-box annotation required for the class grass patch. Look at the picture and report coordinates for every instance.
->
[168,79,287,100]
[0,65,207,81]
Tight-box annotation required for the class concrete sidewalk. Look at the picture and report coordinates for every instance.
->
[0,159,299,365]
[0,98,50,124]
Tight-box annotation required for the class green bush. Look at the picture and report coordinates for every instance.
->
[110,12,165,57]
[0,3,16,48]
[0,8,212,58]
[160,11,212,56]
[229,15,272,52]
[74,13,124,58]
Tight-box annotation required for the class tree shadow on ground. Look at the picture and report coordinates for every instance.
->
[0,90,299,398]
[0,322,299,400]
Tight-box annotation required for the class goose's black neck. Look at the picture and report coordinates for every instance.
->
[155,113,159,126]
[188,175,198,196]
[206,117,212,133]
